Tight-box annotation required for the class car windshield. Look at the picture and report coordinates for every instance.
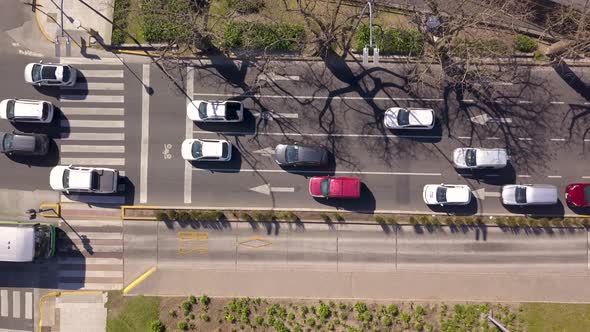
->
[2,134,14,152]
[583,186,590,204]
[62,67,70,82]
[63,169,70,188]
[90,171,99,190]
[397,110,410,126]
[31,64,42,82]
[465,149,477,167]
[42,103,49,120]
[6,100,15,119]
[285,145,299,163]
[320,178,331,196]
[436,187,447,203]
[33,224,52,258]
[191,141,203,159]
[515,186,527,204]
[198,102,208,119]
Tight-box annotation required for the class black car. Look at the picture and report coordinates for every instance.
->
[0,132,50,156]
[273,144,329,167]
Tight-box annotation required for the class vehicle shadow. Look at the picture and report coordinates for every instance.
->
[52,225,89,290]
[12,107,68,140]
[312,183,376,213]
[568,206,590,216]
[50,70,89,101]
[502,199,566,218]
[456,163,517,186]
[188,145,242,173]
[193,109,257,135]
[388,120,443,143]
[6,138,60,167]
[119,176,135,205]
[426,194,479,216]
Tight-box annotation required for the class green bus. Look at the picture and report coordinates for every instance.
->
[0,221,56,262]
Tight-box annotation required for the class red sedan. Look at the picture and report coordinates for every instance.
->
[565,183,590,207]
[309,176,361,199]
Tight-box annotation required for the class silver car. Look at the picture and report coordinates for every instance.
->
[453,148,508,169]
[501,184,558,206]
[24,62,76,86]
[383,107,435,130]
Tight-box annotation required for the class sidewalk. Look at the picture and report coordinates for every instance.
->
[38,291,107,332]
[0,189,59,222]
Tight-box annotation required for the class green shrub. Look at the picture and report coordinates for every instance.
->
[166,210,179,221]
[154,211,168,221]
[374,215,386,224]
[354,302,367,314]
[224,0,265,14]
[514,34,538,53]
[181,301,192,312]
[200,313,210,322]
[188,295,197,305]
[354,23,423,55]
[288,312,296,320]
[149,319,165,332]
[386,217,397,225]
[178,211,191,222]
[168,309,177,318]
[444,217,455,225]
[327,321,335,330]
[252,211,274,222]
[189,211,202,221]
[318,303,331,320]
[240,212,253,222]
[339,303,347,310]
[200,294,211,306]
[188,313,195,320]
[409,216,418,225]
[277,211,299,222]
[319,213,331,222]
[339,311,348,320]
[305,318,316,327]
[360,311,372,322]
[415,305,426,315]
[533,50,545,60]
[254,315,264,325]
[381,316,392,326]
[141,0,194,43]
[419,216,430,225]
[111,0,130,45]
[299,305,309,316]
[177,321,188,331]
[414,320,424,331]
[400,312,411,323]
[386,304,399,316]
[333,213,345,222]
[225,313,236,323]
[223,22,305,52]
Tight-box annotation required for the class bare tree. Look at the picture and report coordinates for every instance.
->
[543,0,590,59]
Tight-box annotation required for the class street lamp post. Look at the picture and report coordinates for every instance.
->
[360,1,379,65]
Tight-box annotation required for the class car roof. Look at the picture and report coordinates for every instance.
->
[68,169,93,190]
[14,100,44,118]
[527,185,557,203]
[476,148,507,165]
[201,140,224,157]
[444,186,470,203]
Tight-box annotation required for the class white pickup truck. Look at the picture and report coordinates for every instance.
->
[49,165,119,194]
[187,100,244,122]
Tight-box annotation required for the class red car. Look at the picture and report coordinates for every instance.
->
[309,176,361,199]
[565,183,590,207]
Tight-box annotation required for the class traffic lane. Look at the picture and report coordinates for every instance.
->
[145,66,188,205]
[397,225,588,272]
[0,54,60,190]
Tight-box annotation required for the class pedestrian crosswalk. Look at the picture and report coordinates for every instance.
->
[57,219,124,290]
[0,288,33,331]
[57,57,126,172]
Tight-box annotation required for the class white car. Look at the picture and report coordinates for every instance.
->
[501,184,558,206]
[50,165,119,194]
[0,99,54,123]
[187,100,244,122]
[383,107,435,129]
[423,184,472,205]
[453,148,508,169]
[24,62,76,86]
[181,138,232,161]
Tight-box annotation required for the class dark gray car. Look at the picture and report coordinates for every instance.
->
[0,132,50,156]
[273,144,329,167]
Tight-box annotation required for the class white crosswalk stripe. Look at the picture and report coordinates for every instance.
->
[57,220,124,290]
[59,60,127,171]
[0,288,33,322]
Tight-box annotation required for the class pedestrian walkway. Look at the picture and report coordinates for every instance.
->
[57,219,123,290]
[0,288,34,332]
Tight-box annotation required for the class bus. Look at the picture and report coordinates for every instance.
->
[0,221,56,262]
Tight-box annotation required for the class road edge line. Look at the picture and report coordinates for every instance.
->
[122,267,157,295]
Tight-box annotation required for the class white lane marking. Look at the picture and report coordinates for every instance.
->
[59,270,123,278]
[24,292,32,319]
[185,66,194,204]
[60,95,124,103]
[61,119,124,128]
[461,99,475,103]
[78,69,124,78]
[59,133,125,141]
[458,136,471,139]
[194,92,445,102]
[470,114,512,125]
[193,130,441,139]
[18,49,44,57]
[0,289,7,317]
[58,257,123,265]
[486,137,500,140]
[517,174,531,178]
[60,145,125,153]
[550,101,565,105]
[550,138,566,141]
[60,57,123,65]
[259,73,300,81]
[472,188,501,199]
[518,137,532,141]
[582,176,590,179]
[59,107,124,116]
[59,157,125,166]
[192,168,441,176]
[547,175,562,178]
[12,291,20,318]
[518,100,532,104]
[140,64,150,204]
[584,102,590,105]
[254,112,299,119]
[60,194,126,205]
[62,82,125,91]
[250,184,295,195]
[584,139,590,142]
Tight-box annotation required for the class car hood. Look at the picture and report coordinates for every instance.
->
[423,185,439,204]
[383,109,398,128]
[24,63,35,83]
[566,184,590,206]
[309,176,325,196]
[453,149,467,167]
[501,186,518,204]
[181,139,195,160]
[274,144,288,164]
[187,101,202,120]
[49,166,68,190]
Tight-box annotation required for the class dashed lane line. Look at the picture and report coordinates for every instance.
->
[517,175,531,178]
[192,168,442,176]
[550,138,567,142]
[547,175,563,178]
[193,130,441,139]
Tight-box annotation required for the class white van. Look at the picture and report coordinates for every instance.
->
[0,98,54,123]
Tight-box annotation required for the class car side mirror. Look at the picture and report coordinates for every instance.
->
[39,60,43,63]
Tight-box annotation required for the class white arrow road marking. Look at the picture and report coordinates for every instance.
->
[253,147,275,156]
[254,111,299,119]
[250,184,295,195]
[259,73,300,81]
[469,114,512,125]
[472,188,502,200]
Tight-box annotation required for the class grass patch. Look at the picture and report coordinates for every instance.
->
[125,0,146,44]
[522,303,590,332]
[106,292,160,332]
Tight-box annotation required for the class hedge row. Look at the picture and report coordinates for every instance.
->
[111,0,130,45]
[354,23,423,56]
[141,0,194,43]
[223,22,305,52]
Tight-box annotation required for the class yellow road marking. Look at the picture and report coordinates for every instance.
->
[122,266,157,295]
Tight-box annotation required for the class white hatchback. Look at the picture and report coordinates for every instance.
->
[0,99,54,123]
[181,138,232,161]
[501,184,558,206]
[453,148,508,169]
[24,62,76,86]
[423,184,472,205]
[383,107,435,129]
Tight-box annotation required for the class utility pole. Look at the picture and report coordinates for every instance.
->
[360,1,379,65]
